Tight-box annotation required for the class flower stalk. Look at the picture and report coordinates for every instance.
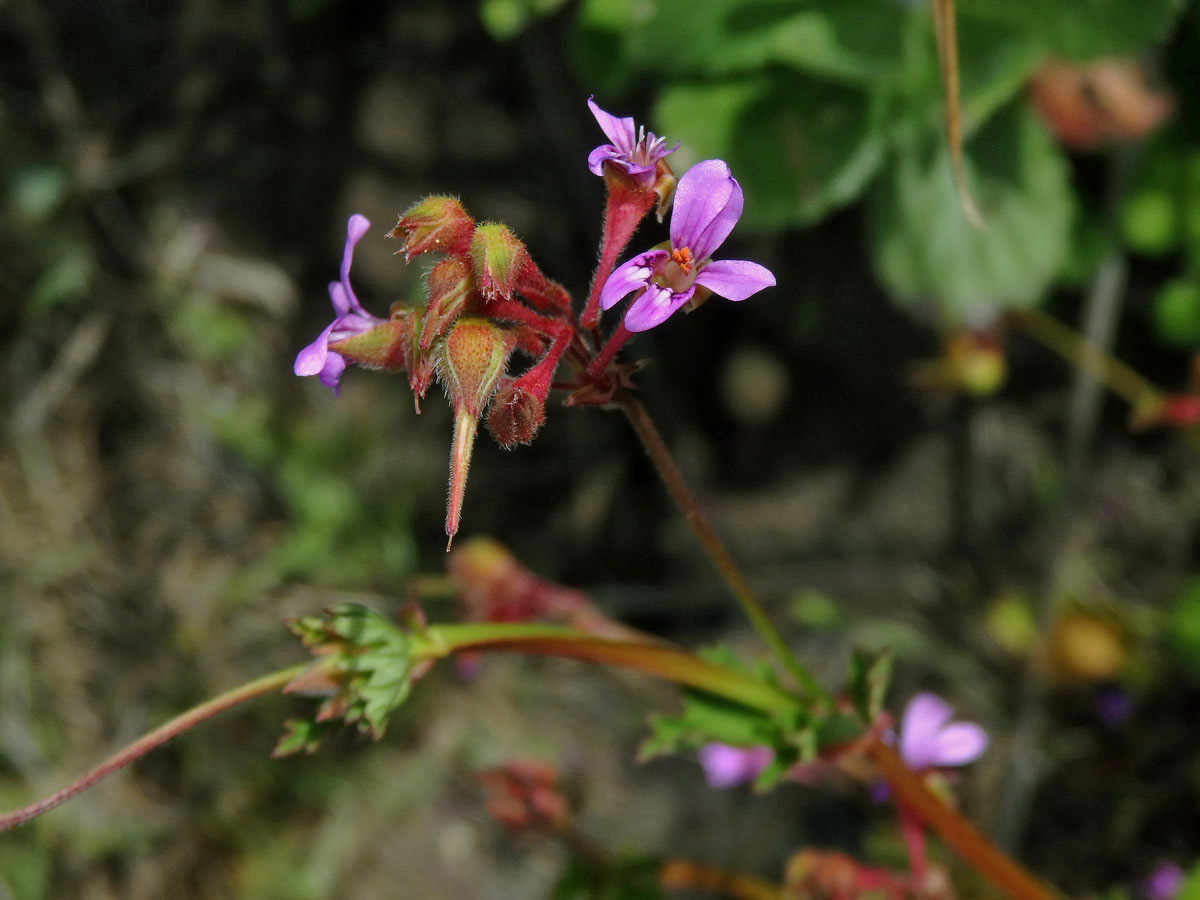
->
[0,663,311,833]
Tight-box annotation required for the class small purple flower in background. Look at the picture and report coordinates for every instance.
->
[295,214,385,394]
[586,96,678,187]
[598,159,776,332]
[697,743,772,789]
[1095,683,1133,727]
[898,692,988,771]
[1141,862,1185,900]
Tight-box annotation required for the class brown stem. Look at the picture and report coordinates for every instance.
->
[659,859,783,900]
[615,393,826,703]
[932,0,984,229]
[869,742,1065,900]
[0,663,309,832]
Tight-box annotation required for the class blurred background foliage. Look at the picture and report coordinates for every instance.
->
[3,0,1200,897]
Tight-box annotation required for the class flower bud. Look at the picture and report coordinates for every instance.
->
[419,257,475,350]
[439,317,513,420]
[389,195,474,262]
[485,381,545,448]
[470,223,530,302]
[327,310,414,373]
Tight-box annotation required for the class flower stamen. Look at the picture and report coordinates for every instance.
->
[670,246,693,273]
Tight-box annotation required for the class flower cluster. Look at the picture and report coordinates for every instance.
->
[294,97,775,541]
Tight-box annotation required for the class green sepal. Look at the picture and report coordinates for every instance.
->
[848,647,893,723]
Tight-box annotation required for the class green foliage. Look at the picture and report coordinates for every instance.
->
[962,0,1185,60]
[553,854,664,900]
[480,0,570,40]
[848,647,892,723]
[655,76,887,228]
[871,104,1073,323]
[280,604,421,749]
[1153,278,1200,347]
[1166,578,1200,674]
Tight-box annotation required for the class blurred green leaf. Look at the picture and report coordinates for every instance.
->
[655,75,886,228]
[616,0,908,84]
[1152,278,1200,347]
[848,647,892,722]
[481,0,571,40]
[10,166,68,223]
[28,248,94,315]
[870,103,1073,323]
[963,0,1185,60]
[553,854,664,900]
[1167,577,1200,674]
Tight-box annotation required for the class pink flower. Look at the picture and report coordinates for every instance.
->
[1141,862,1184,900]
[598,159,775,331]
[586,96,677,187]
[697,743,773,789]
[898,693,988,771]
[294,214,384,394]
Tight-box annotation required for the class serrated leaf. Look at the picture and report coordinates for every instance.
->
[870,102,1074,324]
[273,718,332,758]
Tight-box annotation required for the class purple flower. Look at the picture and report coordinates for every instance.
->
[898,693,988,771]
[1095,683,1133,727]
[1141,862,1185,900]
[587,96,677,187]
[598,159,775,332]
[294,214,385,394]
[697,743,773,789]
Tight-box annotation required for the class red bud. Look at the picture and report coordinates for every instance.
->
[389,196,474,262]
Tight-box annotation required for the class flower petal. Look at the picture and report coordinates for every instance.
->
[587,96,635,157]
[670,160,742,258]
[624,283,692,332]
[317,351,347,395]
[294,321,335,376]
[340,214,371,312]
[598,251,662,311]
[694,259,776,302]
[698,743,772,789]
[899,692,953,770]
[927,723,988,767]
[328,281,350,316]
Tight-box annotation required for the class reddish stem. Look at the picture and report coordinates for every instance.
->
[588,322,635,378]
[581,174,657,329]
[0,663,308,832]
[869,742,1064,900]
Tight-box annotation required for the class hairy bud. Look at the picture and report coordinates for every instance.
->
[389,196,475,262]
[486,382,546,448]
[419,257,476,350]
[470,223,530,303]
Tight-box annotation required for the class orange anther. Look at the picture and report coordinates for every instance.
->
[670,246,693,273]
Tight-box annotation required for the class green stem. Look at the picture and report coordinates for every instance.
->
[420,623,798,715]
[0,663,309,833]
[1008,308,1161,410]
[615,394,828,705]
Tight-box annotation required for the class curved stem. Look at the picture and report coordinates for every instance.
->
[869,742,1065,900]
[0,663,309,832]
[421,624,798,715]
[615,394,828,705]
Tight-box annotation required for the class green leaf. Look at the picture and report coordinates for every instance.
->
[480,0,571,41]
[553,854,664,900]
[616,0,908,84]
[1153,278,1200,348]
[848,647,893,723]
[963,0,1185,60]
[272,718,335,758]
[1167,578,1200,674]
[655,75,887,229]
[870,102,1074,323]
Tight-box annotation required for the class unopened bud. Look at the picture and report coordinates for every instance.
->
[471,223,529,302]
[653,157,677,221]
[389,196,474,262]
[439,317,512,419]
[420,257,475,349]
[327,311,414,373]
[486,382,545,448]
